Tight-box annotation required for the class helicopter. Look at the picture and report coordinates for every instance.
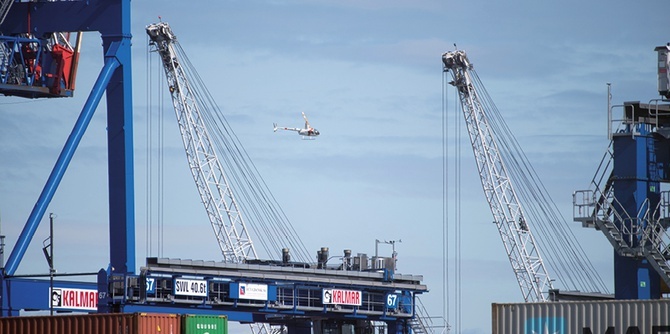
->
[273,112,320,139]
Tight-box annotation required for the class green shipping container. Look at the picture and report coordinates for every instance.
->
[183,314,228,334]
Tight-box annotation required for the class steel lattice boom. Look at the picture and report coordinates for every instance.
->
[442,50,553,302]
[146,22,257,263]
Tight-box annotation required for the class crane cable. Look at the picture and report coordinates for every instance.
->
[147,39,312,263]
[454,75,462,333]
[467,69,610,294]
[145,33,166,258]
[441,66,450,334]
[442,67,460,333]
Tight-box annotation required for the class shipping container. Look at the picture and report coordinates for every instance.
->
[0,312,181,334]
[183,314,228,334]
[492,299,670,334]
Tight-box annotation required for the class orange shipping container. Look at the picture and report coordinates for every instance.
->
[0,312,181,334]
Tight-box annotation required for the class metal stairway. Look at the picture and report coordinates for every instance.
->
[641,197,670,286]
[573,147,670,290]
[407,296,435,334]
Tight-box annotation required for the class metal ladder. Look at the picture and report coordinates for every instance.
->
[642,194,670,287]
[407,296,436,334]
[573,150,670,289]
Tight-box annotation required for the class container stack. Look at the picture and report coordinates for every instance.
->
[0,312,228,334]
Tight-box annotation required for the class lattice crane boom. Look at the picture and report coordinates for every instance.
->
[442,50,553,302]
[146,22,257,263]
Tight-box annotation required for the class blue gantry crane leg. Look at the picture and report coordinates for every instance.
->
[574,99,670,300]
[0,0,135,315]
[611,111,663,299]
[102,36,136,277]
[5,47,121,277]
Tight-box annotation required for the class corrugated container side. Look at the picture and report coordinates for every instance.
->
[183,314,228,334]
[139,313,181,334]
[492,299,670,334]
[0,312,181,334]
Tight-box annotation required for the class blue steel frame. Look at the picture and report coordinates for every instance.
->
[97,270,423,330]
[612,119,663,299]
[0,0,134,315]
[2,278,97,313]
[0,36,42,86]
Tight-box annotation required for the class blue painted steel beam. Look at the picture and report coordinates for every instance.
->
[612,127,662,299]
[0,0,121,35]
[101,0,135,276]
[4,47,121,277]
[2,278,97,316]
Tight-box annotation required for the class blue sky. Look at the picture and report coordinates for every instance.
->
[0,1,669,333]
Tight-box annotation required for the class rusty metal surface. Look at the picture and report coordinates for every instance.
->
[0,312,181,334]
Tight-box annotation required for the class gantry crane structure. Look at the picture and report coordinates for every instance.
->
[0,0,135,283]
[138,21,432,334]
[0,2,433,333]
[573,45,670,299]
[442,50,553,302]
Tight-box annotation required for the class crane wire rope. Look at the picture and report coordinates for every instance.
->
[155,40,312,263]
[454,78,462,333]
[145,33,167,258]
[441,67,450,334]
[145,34,154,257]
[442,66,463,333]
[145,33,151,258]
[467,69,609,294]
[183,48,310,262]
[158,47,166,257]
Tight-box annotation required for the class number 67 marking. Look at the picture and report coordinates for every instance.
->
[386,294,399,308]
